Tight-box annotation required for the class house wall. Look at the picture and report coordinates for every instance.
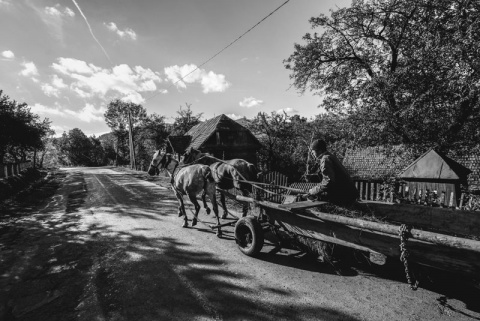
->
[199,130,259,164]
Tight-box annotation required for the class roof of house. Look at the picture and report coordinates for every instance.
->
[400,149,471,180]
[185,114,261,150]
[455,154,480,191]
[166,135,191,154]
[343,146,480,191]
[342,146,412,180]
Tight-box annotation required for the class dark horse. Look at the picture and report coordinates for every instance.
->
[148,150,222,236]
[182,147,259,218]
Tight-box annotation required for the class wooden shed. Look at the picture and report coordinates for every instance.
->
[183,114,262,164]
[399,149,471,207]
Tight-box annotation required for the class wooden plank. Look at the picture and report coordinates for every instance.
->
[263,206,480,277]
[358,201,480,237]
[278,201,328,210]
[280,221,386,264]
[301,208,480,253]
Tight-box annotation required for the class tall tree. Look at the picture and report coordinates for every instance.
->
[104,99,147,165]
[0,90,52,163]
[285,0,480,152]
[55,128,95,166]
[171,103,202,135]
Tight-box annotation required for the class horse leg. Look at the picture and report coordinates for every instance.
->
[207,184,222,237]
[220,191,229,219]
[187,193,201,227]
[174,191,188,227]
[201,190,211,215]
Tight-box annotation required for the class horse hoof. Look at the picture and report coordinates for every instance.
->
[192,219,197,226]
[216,230,222,238]
[221,214,228,219]
[205,208,211,215]
[178,212,184,217]
[182,221,188,228]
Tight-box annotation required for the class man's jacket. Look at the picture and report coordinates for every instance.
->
[309,151,359,205]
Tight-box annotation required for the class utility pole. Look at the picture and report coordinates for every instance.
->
[127,108,136,170]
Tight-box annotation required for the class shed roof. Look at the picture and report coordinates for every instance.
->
[400,149,471,180]
[185,114,261,150]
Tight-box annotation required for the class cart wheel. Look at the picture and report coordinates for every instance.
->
[235,216,264,257]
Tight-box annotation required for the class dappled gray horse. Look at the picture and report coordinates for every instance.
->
[182,147,259,218]
[148,150,222,236]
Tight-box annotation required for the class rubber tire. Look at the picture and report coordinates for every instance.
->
[234,216,264,257]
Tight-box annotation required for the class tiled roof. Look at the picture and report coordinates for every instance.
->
[342,146,413,180]
[185,114,260,150]
[343,147,480,191]
[167,135,191,154]
[456,154,480,191]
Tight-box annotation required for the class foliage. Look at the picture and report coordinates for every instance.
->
[134,113,170,169]
[171,103,202,135]
[104,99,147,166]
[285,0,480,152]
[0,90,52,164]
[54,128,106,166]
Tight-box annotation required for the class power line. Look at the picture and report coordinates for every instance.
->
[145,0,291,102]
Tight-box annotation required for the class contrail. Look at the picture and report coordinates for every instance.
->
[71,0,112,64]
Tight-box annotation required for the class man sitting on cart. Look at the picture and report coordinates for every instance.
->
[302,139,359,206]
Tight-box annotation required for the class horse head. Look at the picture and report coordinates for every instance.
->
[147,150,161,176]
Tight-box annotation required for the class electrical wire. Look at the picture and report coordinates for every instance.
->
[145,0,291,102]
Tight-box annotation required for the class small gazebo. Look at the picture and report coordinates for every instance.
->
[399,149,471,207]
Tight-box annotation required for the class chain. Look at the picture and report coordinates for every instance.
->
[399,224,419,290]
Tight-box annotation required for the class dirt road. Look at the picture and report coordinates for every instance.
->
[1,167,479,320]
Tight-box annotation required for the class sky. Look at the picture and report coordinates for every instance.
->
[0,0,351,136]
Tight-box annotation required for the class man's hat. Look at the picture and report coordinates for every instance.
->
[311,139,326,151]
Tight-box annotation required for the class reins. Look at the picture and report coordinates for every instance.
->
[183,152,304,197]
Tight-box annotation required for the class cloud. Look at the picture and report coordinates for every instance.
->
[31,102,105,123]
[41,75,67,97]
[277,107,299,115]
[0,0,11,7]
[164,64,230,93]
[30,103,66,116]
[1,50,14,59]
[51,57,164,103]
[64,103,106,122]
[239,97,263,108]
[226,113,243,120]
[19,61,39,82]
[44,4,75,17]
[104,22,137,40]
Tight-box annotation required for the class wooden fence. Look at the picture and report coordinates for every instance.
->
[0,161,32,179]
[252,171,289,204]
[354,179,475,209]
[354,180,390,202]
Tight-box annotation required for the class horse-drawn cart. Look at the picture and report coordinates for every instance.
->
[218,187,480,286]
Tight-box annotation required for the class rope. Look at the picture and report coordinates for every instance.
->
[399,224,419,290]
